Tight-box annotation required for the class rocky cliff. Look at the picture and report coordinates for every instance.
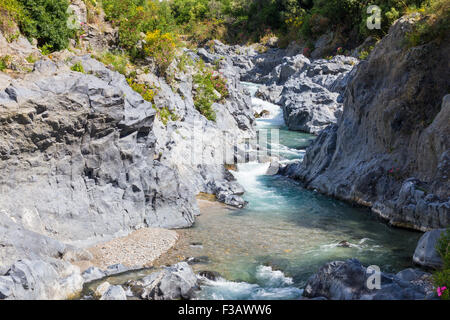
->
[281,16,449,231]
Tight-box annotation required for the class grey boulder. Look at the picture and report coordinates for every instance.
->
[303,259,435,300]
[100,285,127,300]
[413,229,446,269]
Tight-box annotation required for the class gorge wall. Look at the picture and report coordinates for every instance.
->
[281,16,449,231]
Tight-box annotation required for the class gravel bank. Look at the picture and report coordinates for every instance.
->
[75,228,179,271]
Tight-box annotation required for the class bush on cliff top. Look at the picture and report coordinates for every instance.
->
[406,0,450,47]
[192,60,229,122]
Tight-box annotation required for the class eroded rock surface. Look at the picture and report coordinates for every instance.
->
[126,262,199,300]
[413,229,445,269]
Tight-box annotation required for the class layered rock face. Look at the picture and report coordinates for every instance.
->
[281,16,450,231]
[201,40,358,134]
[0,46,254,298]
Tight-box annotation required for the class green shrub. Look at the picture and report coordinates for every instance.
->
[126,78,156,103]
[157,106,179,125]
[25,54,37,64]
[358,45,374,60]
[17,0,74,52]
[433,228,450,300]
[70,62,85,73]
[0,55,12,71]
[192,61,229,121]
[142,30,178,75]
[177,52,194,73]
[102,0,176,58]
[0,0,25,34]
[92,51,129,75]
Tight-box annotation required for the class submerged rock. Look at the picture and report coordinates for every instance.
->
[337,240,351,248]
[185,256,210,265]
[304,259,435,300]
[198,270,221,281]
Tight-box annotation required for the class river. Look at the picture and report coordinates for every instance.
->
[82,82,422,300]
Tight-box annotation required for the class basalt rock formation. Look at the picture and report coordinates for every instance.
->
[0,44,254,298]
[281,16,450,231]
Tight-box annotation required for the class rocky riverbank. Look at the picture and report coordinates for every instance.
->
[0,28,255,299]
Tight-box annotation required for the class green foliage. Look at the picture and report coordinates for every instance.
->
[142,30,177,75]
[192,61,229,122]
[358,45,374,60]
[70,62,85,73]
[102,0,176,57]
[25,54,37,64]
[126,78,156,103]
[0,0,25,34]
[40,43,53,56]
[406,0,450,47]
[433,228,450,300]
[157,106,179,125]
[0,55,12,71]
[177,53,194,73]
[17,0,74,52]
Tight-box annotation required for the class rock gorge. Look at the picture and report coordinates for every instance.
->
[0,2,448,300]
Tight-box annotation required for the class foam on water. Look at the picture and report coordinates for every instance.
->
[196,266,303,300]
[252,97,286,127]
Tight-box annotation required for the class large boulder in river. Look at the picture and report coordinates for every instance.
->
[100,285,127,300]
[281,15,450,231]
[413,229,446,269]
[303,259,435,300]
